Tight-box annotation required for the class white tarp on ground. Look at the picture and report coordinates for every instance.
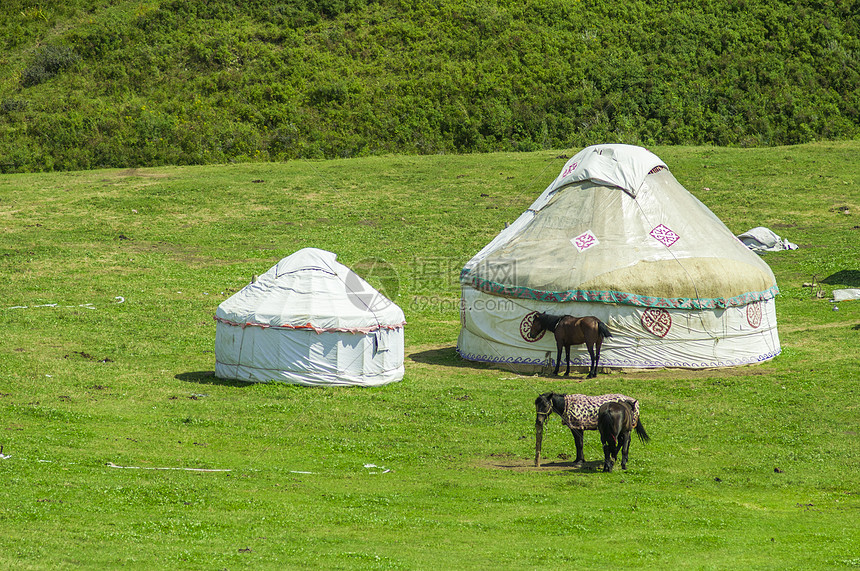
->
[215,248,405,386]
[458,144,781,370]
[832,289,860,302]
[737,227,798,252]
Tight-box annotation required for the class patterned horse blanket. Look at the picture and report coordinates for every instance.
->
[562,394,640,431]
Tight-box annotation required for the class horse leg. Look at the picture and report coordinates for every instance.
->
[564,344,571,376]
[602,444,613,472]
[608,445,618,472]
[570,428,585,464]
[609,429,620,466]
[620,429,631,470]
[592,336,604,378]
[585,341,597,378]
[535,417,545,467]
[553,340,563,376]
[601,434,614,472]
[598,409,613,471]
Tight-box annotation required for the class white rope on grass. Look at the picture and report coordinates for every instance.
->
[105,462,231,472]
[5,296,125,311]
[0,448,350,475]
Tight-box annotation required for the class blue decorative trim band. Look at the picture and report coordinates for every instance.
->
[455,346,781,369]
[460,270,779,310]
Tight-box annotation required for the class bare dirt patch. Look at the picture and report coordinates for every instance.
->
[475,455,604,472]
[115,168,171,179]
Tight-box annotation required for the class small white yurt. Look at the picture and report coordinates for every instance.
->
[215,248,405,386]
[457,144,781,370]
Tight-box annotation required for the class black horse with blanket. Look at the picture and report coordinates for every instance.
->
[534,392,648,468]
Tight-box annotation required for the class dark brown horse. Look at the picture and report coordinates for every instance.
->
[528,312,612,378]
[597,400,650,472]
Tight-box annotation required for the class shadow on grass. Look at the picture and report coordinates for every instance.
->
[537,460,605,473]
[484,457,605,473]
[408,346,485,368]
[408,346,557,376]
[821,269,860,287]
[175,371,254,388]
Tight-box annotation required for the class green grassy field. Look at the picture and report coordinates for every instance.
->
[1,142,858,569]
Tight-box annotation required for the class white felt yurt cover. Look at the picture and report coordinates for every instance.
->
[215,248,405,386]
[458,144,781,369]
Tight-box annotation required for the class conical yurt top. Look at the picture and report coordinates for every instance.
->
[216,248,405,332]
[461,144,778,309]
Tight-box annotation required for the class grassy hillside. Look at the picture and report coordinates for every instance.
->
[0,143,858,568]
[1,0,859,173]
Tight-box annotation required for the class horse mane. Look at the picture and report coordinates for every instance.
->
[536,312,564,332]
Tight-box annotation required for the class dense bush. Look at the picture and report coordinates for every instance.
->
[19,45,80,88]
[0,0,857,172]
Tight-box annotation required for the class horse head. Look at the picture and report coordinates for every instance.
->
[534,392,555,419]
[528,312,547,339]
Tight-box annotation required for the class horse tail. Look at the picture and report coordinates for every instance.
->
[634,420,650,444]
[597,319,612,339]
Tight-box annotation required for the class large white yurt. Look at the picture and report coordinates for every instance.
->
[457,144,781,370]
[215,248,405,386]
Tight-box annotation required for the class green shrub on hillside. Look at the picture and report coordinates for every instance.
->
[19,44,80,87]
[0,0,858,172]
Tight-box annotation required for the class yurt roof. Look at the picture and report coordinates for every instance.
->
[216,248,405,332]
[544,143,665,198]
[460,144,778,310]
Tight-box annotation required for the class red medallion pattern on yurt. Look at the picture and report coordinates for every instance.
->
[641,308,672,337]
[520,312,546,342]
[746,301,763,328]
